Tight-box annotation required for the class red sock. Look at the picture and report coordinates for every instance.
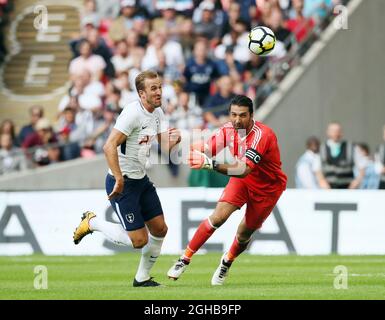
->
[183,219,216,262]
[226,237,250,262]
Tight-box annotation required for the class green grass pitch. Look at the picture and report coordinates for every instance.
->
[1,254,385,300]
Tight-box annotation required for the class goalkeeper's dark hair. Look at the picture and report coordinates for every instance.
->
[229,95,254,114]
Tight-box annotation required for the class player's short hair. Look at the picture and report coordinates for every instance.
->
[135,70,160,94]
[229,95,254,114]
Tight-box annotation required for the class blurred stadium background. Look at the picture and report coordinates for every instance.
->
[1,0,385,299]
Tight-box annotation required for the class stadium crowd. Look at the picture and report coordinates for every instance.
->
[3,0,379,190]
[295,123,385,190]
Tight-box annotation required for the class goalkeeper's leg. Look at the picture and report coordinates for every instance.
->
[167,202,238,280]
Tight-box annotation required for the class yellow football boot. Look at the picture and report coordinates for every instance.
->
[73,211,96,244]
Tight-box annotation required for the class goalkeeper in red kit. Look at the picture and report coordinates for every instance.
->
[167,95,287,285]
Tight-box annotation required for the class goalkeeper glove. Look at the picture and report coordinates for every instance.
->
[188,149,215,170]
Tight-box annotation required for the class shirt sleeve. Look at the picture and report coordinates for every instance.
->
[114,107,137,137]
[242,130,272,170]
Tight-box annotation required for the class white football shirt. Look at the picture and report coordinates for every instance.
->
[109,100,168,179]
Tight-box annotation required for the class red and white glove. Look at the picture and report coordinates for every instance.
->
[188,149,213,170]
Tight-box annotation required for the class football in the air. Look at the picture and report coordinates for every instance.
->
[248,26,276,56]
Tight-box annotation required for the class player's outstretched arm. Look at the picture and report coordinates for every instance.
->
[188,149,252,178]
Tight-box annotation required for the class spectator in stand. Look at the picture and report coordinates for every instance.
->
[277,0,292,18]
[58,73,104,113]
[112,40,133,74]
[267,6,294,51]
[68,94,109,156]
[104,83,122,112]
[131,15,150,47]
[113,71,138,107]
[183,39,219,107]
[18,105,44,146]
[141,28,184,78]
[56,107,81,161]
[295,136,321,188]
[152,49,182,84]
[193,1,222,47]
[108,0,146,42]
[86,27,115,78]
[0,133,27,175]
[0,119,18,146]
[165,91,203,131]
[253,0,277,25]
[215,45,243,82]
[214,18,251,64]
[221,2,241,38]
[94,0,120,19]
[22,118,61,166]
[285,0,315,46]
[69,39,106,81]
[238,0,256,24]
[317,122,362,189]
[125,29,145,54]
[193,0,225,25]
[375,125,385,189]
[82,106,117,155]
[82,69,105,98]
[80,0,101,29]
[203,75,234,129]
[57,107,78,137]
[152,2,186,42]
[243,54,269,106]
[303,0,339,24]
[70,27,114,78]
[354,143,380,189]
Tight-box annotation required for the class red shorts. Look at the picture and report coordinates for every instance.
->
[219,177,284,230]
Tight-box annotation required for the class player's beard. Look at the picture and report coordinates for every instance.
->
[233,122,245,131]
[149,95,162,108]
[233,119,252,136]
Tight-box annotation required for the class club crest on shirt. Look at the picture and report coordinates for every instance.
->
[126,213,135,223]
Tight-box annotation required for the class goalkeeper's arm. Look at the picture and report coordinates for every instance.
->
[188,149,252,178]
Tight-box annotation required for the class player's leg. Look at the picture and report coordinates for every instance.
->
[211,190,283,285]
[179,179,248,265]
[73,174,147,248]
[167,201,240,280]
[132,177,166,287]
[211,217,254,285]
[168,179,247,280]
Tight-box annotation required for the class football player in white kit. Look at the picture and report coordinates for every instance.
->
[73,71,181,287]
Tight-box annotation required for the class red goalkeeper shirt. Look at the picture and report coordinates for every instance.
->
[207,121,287,195]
